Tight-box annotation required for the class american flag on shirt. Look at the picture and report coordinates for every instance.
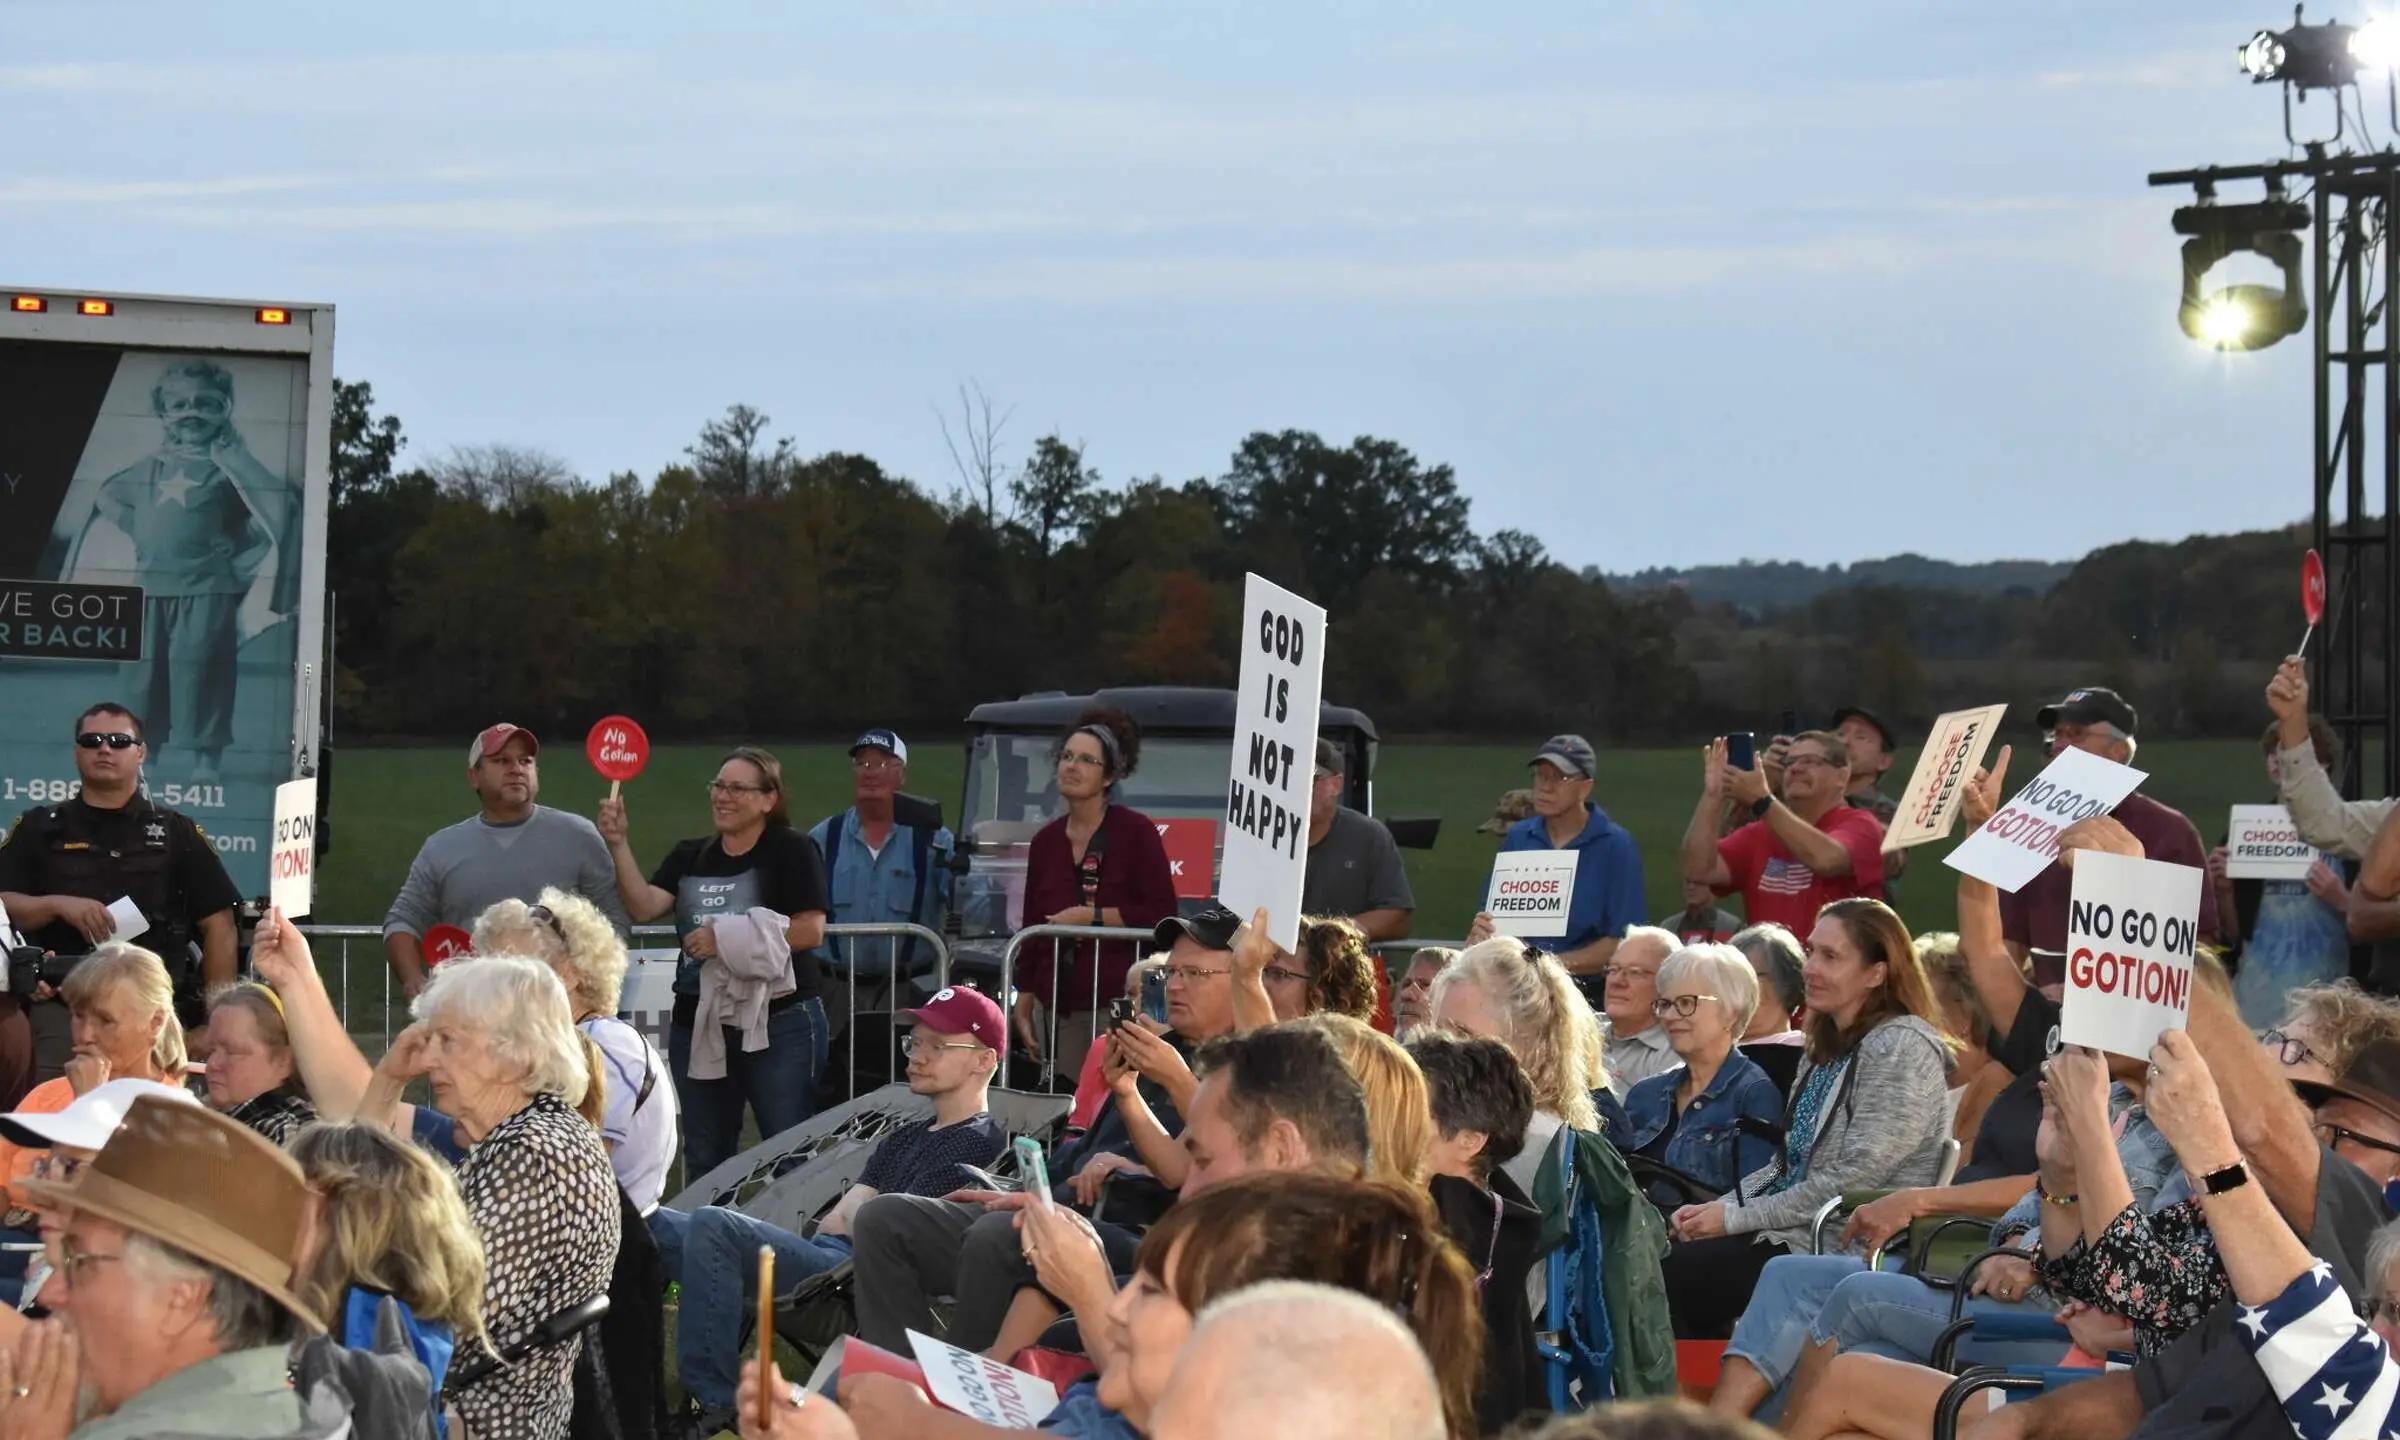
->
[1757,857,1819,896]
[2233,1260,2400,1440]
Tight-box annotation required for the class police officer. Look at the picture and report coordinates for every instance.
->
[0,702,240,1081]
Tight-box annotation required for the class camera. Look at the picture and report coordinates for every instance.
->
[1108,996,1139,1031]
[6,946,77,999]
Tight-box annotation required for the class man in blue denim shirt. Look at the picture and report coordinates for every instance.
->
[808,729,954,1028]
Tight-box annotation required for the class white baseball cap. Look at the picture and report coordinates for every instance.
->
[0,1078,201,1150]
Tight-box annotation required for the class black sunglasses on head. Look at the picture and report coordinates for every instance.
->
[75,732,139,751]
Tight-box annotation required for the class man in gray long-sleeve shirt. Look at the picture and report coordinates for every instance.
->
[381,722,628,996]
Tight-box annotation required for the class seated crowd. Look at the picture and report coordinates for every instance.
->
[18,677,2400,1440]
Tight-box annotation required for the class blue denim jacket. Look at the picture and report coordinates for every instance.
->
[807,807,955,978]
[1993,1087,2176,1244]
[1609,1049,1784,1195]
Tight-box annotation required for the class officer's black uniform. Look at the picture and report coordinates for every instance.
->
[0,792,241,1084]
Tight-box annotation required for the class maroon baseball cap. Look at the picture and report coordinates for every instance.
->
[468,723,539,765]
[904,986,1004,1046]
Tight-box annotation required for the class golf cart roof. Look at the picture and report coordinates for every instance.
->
[966,686,1379,741]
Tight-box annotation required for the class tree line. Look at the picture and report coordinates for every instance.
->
[327,382,2361,744]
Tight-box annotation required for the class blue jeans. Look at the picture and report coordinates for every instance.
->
[1726,1255,2065,1407]
[673,1205,851,1411]
[670,998,829,1181]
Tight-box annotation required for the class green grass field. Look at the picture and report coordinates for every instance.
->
[316,735,2312,950]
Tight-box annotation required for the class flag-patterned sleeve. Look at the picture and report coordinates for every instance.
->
[2232,1260,2400,1440]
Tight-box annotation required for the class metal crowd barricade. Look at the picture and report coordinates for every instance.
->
[817,921,952,1104]
[299,921,951,1095]
[998,923,1155,1088]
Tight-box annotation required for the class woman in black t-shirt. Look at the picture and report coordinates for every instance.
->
[599,745,830,1180]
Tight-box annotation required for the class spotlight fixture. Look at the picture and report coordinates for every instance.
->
[2239,7,2360,89]
[2352,14,2400,71]
[2173,186,2311,351]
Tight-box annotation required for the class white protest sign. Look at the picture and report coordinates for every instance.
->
[2059,852,2203,1060]
[1484,851,1579,937]
[1221,573,1326,952]
[618,950,680,1055]
[907,1330,1060,1427]
[1943,747,2148,893]
[1883,704,2008,852]
[268,778,317,917]
[2226,804,2318,881]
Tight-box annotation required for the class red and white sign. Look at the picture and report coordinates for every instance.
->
[2227,804,2318,881]
[423,925,474,966]
[1943,747,2148,894]
[1154,819,1218,900]
[2060,852,2203,1060]
[907,1330,1059,1428]
[585,715,650,783]
[268,778,317,918]
[1484,850,1579,938]
[2303,548,2327,626]
[1883,704,2007,853]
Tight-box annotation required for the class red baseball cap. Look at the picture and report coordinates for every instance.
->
[468,723,540,765]
[904,986,1004,1047]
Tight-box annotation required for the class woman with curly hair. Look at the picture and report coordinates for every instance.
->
[1014,706,1179,1081]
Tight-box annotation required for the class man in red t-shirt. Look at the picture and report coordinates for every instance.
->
[1998,685,2218,987]
[1681,729,1887,936]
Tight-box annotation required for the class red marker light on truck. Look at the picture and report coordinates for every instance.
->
[77,299,112,316]
[255,307,290,325]
[10,296,44,313]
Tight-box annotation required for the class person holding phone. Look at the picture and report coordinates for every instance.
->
[1681,730,1886,937]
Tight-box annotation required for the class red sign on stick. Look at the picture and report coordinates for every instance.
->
[423,924,474,966]
[1154,818,1219,901]
[2302,548,2327,625]
[586,715,651,784]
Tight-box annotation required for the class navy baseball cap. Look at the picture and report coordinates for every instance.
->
[1155,901,1244,952]
[849,729,909,763]
[1529,735,1597,778]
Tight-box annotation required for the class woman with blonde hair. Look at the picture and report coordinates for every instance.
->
[1300,1012,1432,1186]
[1427,935,1607,1198]
[474,889,677,1213]
[291,1122,490,1406]
[0,942,186,1209]
[204,981,316,1146]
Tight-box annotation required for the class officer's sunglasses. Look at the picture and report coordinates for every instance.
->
[75,732,139,751]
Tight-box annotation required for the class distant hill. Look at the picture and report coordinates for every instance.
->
[1600,552,2076,614]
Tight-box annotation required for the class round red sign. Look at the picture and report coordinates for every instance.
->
[2302,548,2327,626]
[586,715,651,783]
[423,924,474,966]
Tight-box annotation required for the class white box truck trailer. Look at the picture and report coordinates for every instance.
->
[0,287,332,903]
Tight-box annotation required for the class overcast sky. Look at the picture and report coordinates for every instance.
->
[0,2,2353,569]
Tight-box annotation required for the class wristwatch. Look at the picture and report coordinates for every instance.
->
[2195,1160,2251,1195]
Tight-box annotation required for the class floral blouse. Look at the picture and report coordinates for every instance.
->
[2035,1197,2228,1357]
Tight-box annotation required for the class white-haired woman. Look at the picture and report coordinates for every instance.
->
[0,944,186,1211]
[474,890,677,1214]
[1608,944,1784,1203]
[1429,936,1609,1200]
[359,956,621,1440]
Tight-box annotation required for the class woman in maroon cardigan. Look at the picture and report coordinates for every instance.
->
[1012,707,1179,1081]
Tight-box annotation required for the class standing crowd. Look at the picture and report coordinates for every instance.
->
[0,656,2397,1440]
